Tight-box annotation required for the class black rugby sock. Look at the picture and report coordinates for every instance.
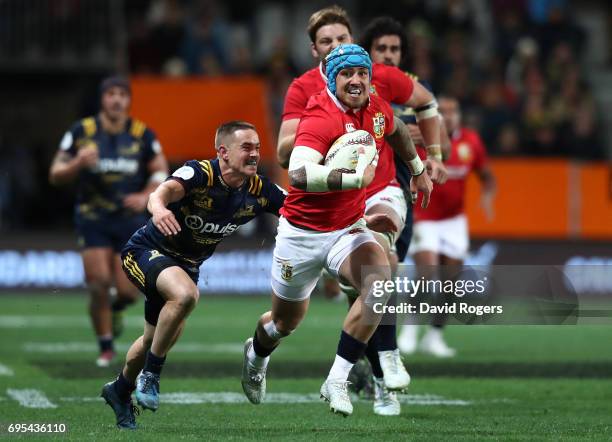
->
[143,350,166,376]
[364,337,384,378]
[114,372,135,402]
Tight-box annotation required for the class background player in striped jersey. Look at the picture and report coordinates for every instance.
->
[101,121,286,429]
[49,76,169,367]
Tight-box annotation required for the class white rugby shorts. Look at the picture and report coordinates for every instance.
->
[408,214,469,260]
[271,217,379,301]
[365,185,407,244]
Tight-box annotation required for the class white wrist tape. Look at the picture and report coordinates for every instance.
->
[408,156,425,176]
[426,144,443,162]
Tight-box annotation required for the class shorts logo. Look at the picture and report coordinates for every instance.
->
[185,215,204,230]
[278,259,293,281]
[372,112,385,139]
[149,250,163,261]
[348,228,364,235]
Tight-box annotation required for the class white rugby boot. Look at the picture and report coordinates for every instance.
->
[397,324,419,354]
[419,327,456,358]
[373,376,400,416]
[320,379,353,417]
[379,349,411,391]
[241,338,267,404]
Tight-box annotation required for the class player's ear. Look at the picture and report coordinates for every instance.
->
[310,43,318,59]
[218,145,229,160]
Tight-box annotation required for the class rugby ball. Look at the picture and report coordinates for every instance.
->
[324,130,377,171]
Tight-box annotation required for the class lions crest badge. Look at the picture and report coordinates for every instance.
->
[278,258,293,281]
[372,112,385,139]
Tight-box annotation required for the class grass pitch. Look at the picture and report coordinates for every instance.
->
[0,293,611,440]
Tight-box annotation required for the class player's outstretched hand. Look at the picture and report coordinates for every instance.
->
[364,213,397,234]
[123,192,148,212]
[153,208,181,236]
[410,172,433,208]
[425,158,448,184]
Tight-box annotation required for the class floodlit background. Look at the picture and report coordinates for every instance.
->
[0,1,610,439]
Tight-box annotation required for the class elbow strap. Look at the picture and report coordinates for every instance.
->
[415,100,439,121]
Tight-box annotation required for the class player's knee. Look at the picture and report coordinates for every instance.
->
[87,275,112,295]
[173,287,199,313]
[366,270,393,304]
[176,290,200,313]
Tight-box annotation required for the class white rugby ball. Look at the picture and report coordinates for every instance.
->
[324,130,377,170]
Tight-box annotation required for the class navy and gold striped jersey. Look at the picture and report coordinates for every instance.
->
[59,116,161,221]
[128,158,285,267]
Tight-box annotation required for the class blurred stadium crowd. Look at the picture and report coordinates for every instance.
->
[0,0,610,232]
[122,0,605,158]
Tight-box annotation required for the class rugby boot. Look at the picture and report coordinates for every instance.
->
[379,349,411,391]
[101,381,139,430]
[135,370,160,411]
[372,376,400,416]
[241,337,267,404]
[398,325,419,354]
[96,350,116,368]
[419,328,456,358]
[320,379,353,417]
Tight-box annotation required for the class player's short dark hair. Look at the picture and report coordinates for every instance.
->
[360,16,409,66]
[100,75,131,96]
[307,5,352,44]
[215,121,256,149]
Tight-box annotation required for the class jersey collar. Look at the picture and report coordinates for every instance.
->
[318,62,327,83]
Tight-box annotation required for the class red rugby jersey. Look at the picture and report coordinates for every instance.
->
[281,63,415,199]
[413,128,488,221]
[280,89,395,231]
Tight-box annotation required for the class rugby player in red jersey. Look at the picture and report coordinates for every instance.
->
[241,44,434,417]
[403,96,496,357]
[275,6,447,415]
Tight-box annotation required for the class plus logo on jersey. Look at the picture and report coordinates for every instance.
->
[185,215,239,236]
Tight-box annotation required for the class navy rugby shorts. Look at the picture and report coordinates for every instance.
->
[121,242,199,326]
[76,215,147,252]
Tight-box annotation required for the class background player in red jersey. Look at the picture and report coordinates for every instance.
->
[402,96,496,357]
[242,44,433,417]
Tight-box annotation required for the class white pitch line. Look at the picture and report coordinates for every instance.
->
[0,315,342,330]
[0,362,14,376]
[23,342,243,354]
[6,389,57,409]
[59,392,473,406]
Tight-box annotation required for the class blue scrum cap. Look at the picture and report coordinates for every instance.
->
[325,44,372,95]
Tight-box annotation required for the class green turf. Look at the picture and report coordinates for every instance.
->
[0,294,611,440]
